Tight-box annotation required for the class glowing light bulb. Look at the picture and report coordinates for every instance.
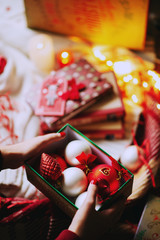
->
[61,51,69,59]
[106,60,113,66]
[132,94,138,103]
[123,74,132,82]
[157,104,160,110]
[142,82,148,88]
[147,70,154,76]
[155,81,160,90]
[93,47,106,61]
[133,78,138,84]
[113,60,133,75]
[57,50,74,67]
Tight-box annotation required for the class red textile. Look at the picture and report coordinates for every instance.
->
[55,229,80,240]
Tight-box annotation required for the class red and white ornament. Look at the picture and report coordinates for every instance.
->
[88,164,120,201]
[120,145,144,172]
[64,140,92,166]
[61,167,88,197]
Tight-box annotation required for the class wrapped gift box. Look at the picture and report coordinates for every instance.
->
[25,124,133,218]
[24,0,149,50]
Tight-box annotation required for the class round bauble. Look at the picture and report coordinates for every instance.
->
[75,191,101,210]
[120,145,143,172]
[61,167,88,197]
[88,164,120,200]
[64,140,92,166]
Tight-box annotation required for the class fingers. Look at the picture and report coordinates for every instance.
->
[83,181,98,209]
[22,132,66,161]
[34,132,66,145]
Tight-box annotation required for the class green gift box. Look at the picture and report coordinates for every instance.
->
[25,124,133,218]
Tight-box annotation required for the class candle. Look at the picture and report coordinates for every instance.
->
[28,34,55,73]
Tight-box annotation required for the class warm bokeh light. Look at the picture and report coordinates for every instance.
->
[57,50,74,67]
[142,82,148,88]
[106,60,113,66]
[61,51,69,59]
[132,94,138,103]
[93,47,106,61]
[157,104,160,110]
[56,44,159,106]
[123,75,132,82]
[133,78,138,84]
[113,60,134,75]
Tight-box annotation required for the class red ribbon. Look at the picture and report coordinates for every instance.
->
[61,78,85,101]
[109,155,131,181]
[75,152,97,174]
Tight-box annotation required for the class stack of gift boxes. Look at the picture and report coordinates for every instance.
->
[26,58,125,140]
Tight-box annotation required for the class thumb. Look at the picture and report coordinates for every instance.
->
[83,180,98,210]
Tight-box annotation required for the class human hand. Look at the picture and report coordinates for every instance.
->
[0,132,65,170]
[68,181,125,240]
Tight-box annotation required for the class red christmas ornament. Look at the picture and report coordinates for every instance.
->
[88,164,120,201]
[50,153,67,171]
[40,153,62,183]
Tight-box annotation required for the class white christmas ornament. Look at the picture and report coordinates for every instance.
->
[64,140,92,166]
[120,145,144,172]
[61,167,88,197]
[75,191,101,210]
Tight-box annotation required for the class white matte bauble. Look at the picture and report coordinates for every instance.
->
[61,167,88,197]
[75,191,101,210]
[120,145,144,172]
[64,140,92,166]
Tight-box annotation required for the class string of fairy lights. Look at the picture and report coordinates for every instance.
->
[56,42,160,110]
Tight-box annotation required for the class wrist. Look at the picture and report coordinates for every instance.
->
[0,150,3,171]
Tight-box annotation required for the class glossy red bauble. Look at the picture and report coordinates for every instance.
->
[88,164,120,201]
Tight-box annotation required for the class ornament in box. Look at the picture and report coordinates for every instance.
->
[75,191,102,210]
[61,167,88,197]
[88,164,121,201]
[40,153,63,183]
[50,153,67,171]
[64,139,92,166]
